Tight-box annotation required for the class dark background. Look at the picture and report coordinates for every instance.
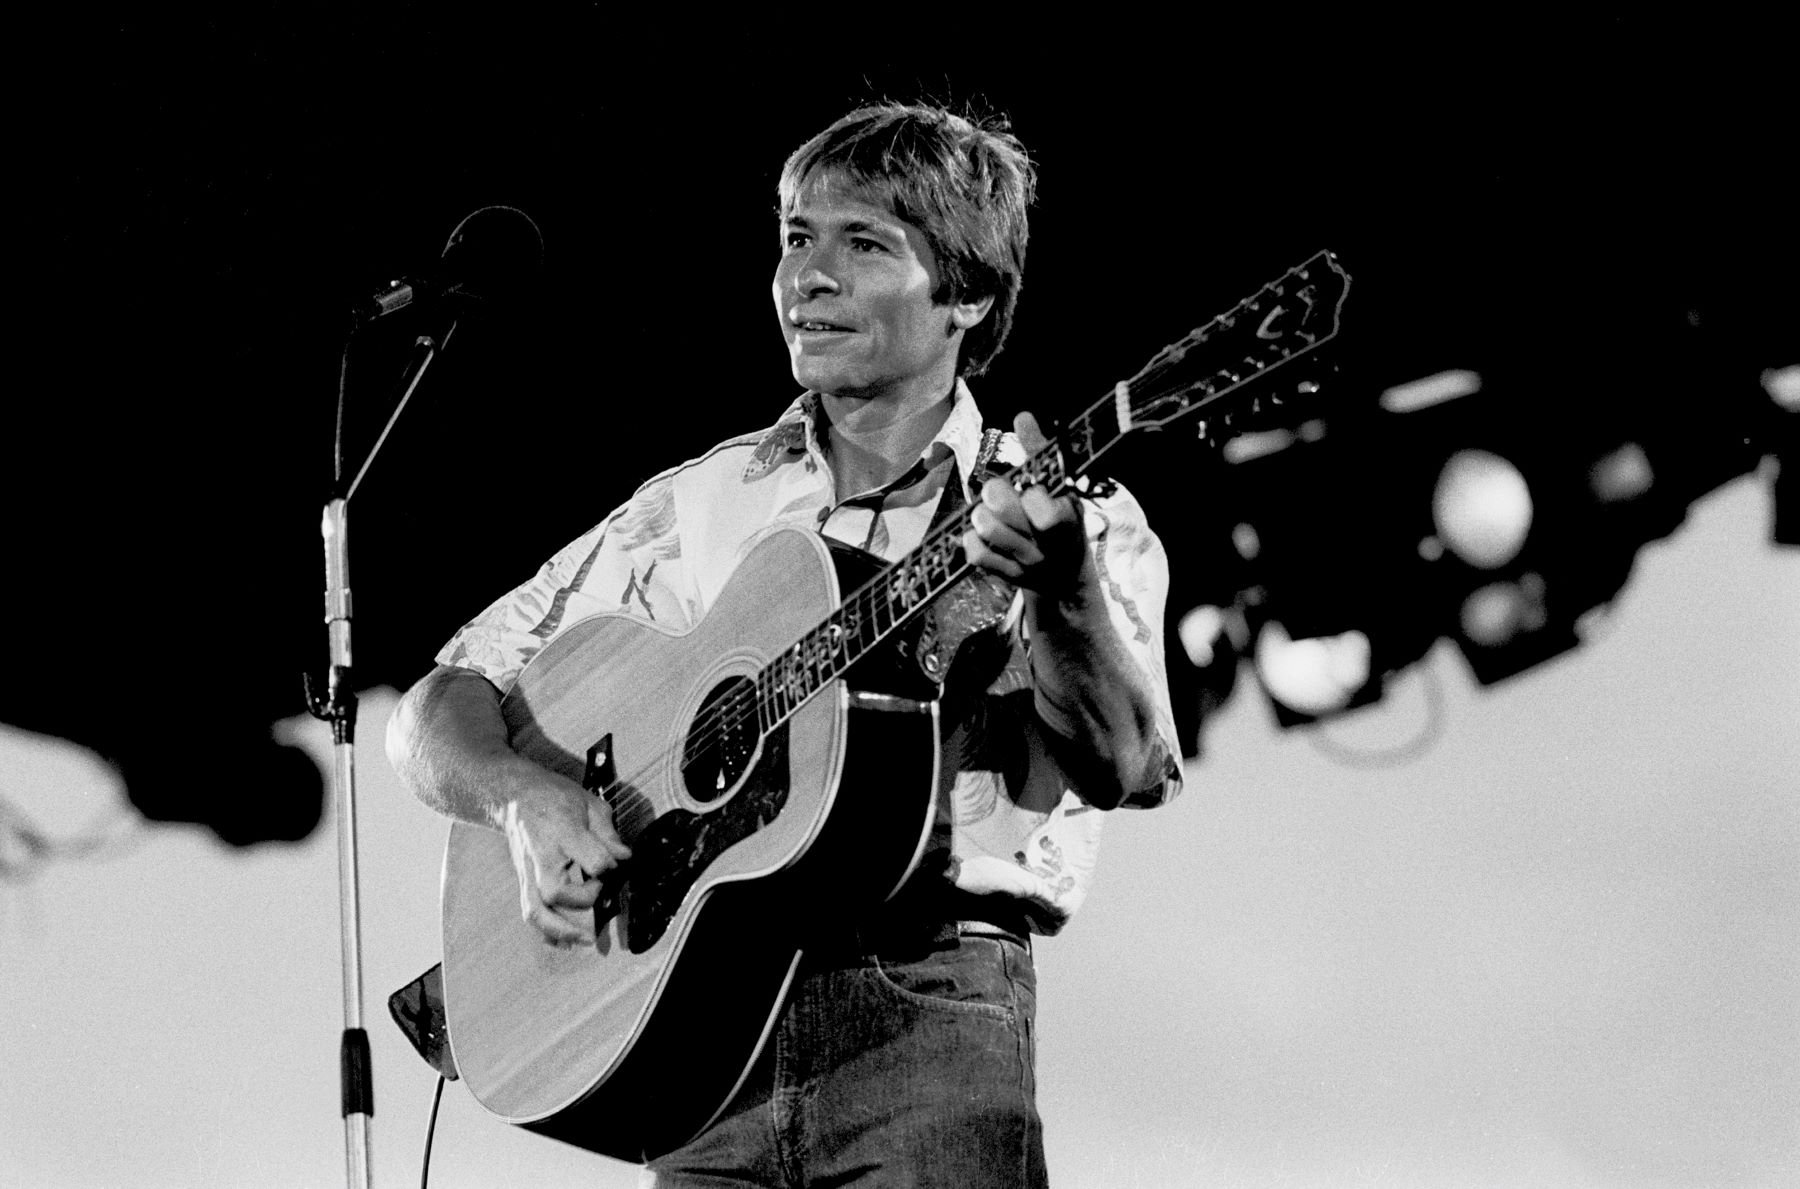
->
[10,11,1791,843]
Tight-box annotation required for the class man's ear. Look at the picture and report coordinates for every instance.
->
[949,293,995,331]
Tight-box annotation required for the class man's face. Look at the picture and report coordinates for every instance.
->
[774,176,960,401]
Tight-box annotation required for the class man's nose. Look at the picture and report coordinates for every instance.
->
[792,247,841,297]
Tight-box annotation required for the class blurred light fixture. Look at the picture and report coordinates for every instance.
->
[1171,600,1251,753]
[1590,442,1655,503]
[1458,573,1548,649]
[1765,365,1800,411]
[1253,620,1372,718]
[1224,428,1299,465]
[1432,448,1534,568]
[1230,522,1261,561]
[1177,605,1229,668]
[1380,368,1482,413]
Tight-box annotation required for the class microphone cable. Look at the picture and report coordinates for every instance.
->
[419,1073,447,1189]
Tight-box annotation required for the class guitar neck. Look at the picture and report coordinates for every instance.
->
[752,250,1351,734]
[750,492,996,731]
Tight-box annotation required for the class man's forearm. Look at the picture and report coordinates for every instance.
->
[1024,586,1166,810]
[385,663,558,829]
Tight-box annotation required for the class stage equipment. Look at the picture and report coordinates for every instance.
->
[1432,449,1533,569]
[305,205,543,1189]
[1198,390,1447,728]
[1253,621,1372,718]
[1171,314,1795,732]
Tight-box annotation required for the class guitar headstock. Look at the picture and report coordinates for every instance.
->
[1119,250,1350,433]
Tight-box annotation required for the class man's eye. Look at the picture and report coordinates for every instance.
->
[851,238,886,253]
[783,232,810,250]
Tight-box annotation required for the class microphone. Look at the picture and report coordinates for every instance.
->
[357,204,546,325]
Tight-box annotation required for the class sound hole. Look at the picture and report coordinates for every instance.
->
[682,676,759,803]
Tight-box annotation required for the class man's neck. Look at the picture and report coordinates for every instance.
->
[818,379,957,499]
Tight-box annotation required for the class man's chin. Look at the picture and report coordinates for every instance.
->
[791,359,861,394]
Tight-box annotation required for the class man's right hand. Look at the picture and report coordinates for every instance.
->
[386,664,634,949]
[501,776,633,948]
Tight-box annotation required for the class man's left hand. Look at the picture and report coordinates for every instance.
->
[963,411,1092,600]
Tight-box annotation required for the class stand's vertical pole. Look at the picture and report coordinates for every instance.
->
[321,497,374,1189]
[311,317,446,1189]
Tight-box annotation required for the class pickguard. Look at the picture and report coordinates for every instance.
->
[611,723,791,954]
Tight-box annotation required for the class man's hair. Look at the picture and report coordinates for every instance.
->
[778,103,1036,379]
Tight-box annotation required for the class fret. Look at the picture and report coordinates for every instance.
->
[793,642,813,700]
[1060,408,1104,479]
[809,625,834,687]
[872,584,894,637]
[861,595,881,652]
[767,658,787,723]
[783,651,800,713]
[845,594,873,659]
[1017,442,1065,494]
[757,664,781,727]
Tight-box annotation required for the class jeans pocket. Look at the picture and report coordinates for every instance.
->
[868,936,1019,1019]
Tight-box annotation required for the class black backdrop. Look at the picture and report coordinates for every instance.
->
[12,12,1790,842]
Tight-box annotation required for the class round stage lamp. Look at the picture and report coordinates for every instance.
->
[1254,620,1372,717]
[1459,574,1549,649]
[1433,449,1533,569]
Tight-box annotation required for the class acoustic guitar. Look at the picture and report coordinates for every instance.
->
[439,251,1351,1160]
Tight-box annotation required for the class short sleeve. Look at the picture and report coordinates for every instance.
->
[435,473,693,694]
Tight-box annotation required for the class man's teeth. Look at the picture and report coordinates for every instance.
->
[801,322,847,331]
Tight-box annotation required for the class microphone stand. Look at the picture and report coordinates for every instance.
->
[307,317,458,1189]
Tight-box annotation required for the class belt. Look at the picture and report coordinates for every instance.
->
[805,889,1035,965]
[956,918,1028,942]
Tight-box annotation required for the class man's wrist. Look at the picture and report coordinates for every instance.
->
[490,757,585,829]
[1025,554,1107,632]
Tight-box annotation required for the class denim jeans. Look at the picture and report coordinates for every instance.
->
[642,927,1046,1188]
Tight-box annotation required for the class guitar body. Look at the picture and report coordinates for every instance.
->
[440,526,941,1161]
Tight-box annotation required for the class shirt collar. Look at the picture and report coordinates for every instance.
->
[742,378,986,485]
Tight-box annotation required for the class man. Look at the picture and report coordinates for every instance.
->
[387,103,1183,1186]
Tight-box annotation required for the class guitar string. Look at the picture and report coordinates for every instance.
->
[591,256,1344,821]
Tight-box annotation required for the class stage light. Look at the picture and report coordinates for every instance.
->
[1253,620,1372,718]
[1177,605,1230,668]
[1172,600,1250,743]
[1432,448,1533,568]
[1590,442,1654,503]
[1380,368,1482,413]
[1458,574,1548,649]
[1766,365,1800,411]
